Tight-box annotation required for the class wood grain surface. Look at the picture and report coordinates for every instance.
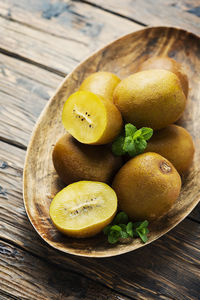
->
[1,0,200,299]
[23,26,200,258]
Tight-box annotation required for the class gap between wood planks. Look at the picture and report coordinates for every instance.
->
[0,236,133,300]
[0,47,67,77]
[72,0,147,26]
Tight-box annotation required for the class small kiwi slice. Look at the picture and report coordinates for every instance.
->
[49,181,117,238]
[62,91,123,145]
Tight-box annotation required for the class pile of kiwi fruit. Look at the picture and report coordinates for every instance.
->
[49,57,195,240]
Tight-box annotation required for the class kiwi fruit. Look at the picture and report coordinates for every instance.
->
[53,133,122,185]
[49,181,117,238]
[145,125,195,174]
[62,91,123,145]
[79,71,121,101]
[138,56,189,98]
[112,152,181,221]
[113,69,186,130]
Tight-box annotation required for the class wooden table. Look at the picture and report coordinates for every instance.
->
[0,1,200,299]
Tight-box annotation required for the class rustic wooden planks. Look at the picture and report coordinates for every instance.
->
[0,0,141,74]
[84,0,200,36]
[0,0,200,299]
[1,141,200,299]
[0,240,129,300]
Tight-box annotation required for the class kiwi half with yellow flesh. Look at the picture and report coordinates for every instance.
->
[53,133,122,185]
[62,91,123,145]
[49,181,117,238]
[79,71,121,101]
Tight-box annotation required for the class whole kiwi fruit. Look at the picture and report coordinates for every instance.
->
[79,72,120,101]
[145,124,195,174]
[53,133,122,185]
[113,69,186,130]
[112,152,181,221]
[138,56,189,98]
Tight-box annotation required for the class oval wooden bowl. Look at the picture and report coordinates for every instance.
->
[23,26,200,257]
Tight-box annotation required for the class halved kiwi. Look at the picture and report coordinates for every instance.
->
[49,181,118,238]
[62,91,123,144]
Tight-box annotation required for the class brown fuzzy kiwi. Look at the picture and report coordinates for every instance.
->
[79,72,121,102]
[113,70,186,130]
[138,56,189,98]
[53,133,122,185]
[145,124,195,174]
[112,152,181,221]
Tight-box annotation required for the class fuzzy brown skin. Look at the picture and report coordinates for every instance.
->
[79,72,121,102]
[112,152,181,221]
[145,125,195,174]
[138,56,189,98]
[53,133,122,185]
[113,70,186,130]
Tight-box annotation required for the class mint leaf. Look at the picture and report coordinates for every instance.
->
[141,127,153,140]
[120,231,129,238]
[112,135,126,156]
[112,123,153,158]
[135,139,147,153]
[113,212,129,225]
[123,136,134,152]
[138,220,149,229]
[110,225,122,232]
[125,123,137,137]
[103,225,112,235]
[108,230,120,244]
[136,228,148,243]
[119,224,127,231]
[126,222,133,237]
[103,213,149,244]
[132,129,142,140]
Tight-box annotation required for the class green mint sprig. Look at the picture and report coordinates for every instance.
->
[112,123,153,157]
[103,212,149,244]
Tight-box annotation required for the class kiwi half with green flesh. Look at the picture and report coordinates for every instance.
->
[49,181,117,238]
[62,91,123,145]
[53,133,122,185]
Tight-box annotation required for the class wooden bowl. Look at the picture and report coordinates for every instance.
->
[23,26,200,257]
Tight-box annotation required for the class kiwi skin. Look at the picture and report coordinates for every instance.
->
[79,72,121,101]
[145,124,195,174]
[53,133,122,185]
[112,152,181,221]
[138,56,189,98]
[113,69,186,130]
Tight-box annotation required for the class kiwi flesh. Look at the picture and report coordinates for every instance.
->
[49,181,117,238]
[62,91,123,144]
